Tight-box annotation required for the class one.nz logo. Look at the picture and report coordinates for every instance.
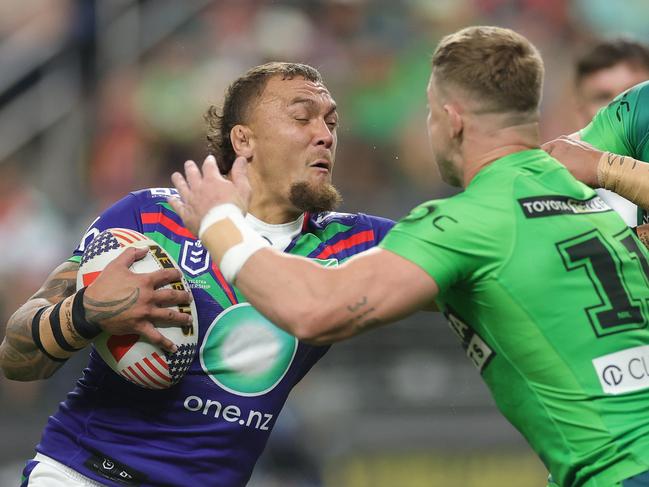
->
[180,240,210,276]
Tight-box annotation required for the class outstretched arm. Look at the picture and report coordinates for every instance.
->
[170,156,438,345]
[0,248,193,381]
[236,247,437,344]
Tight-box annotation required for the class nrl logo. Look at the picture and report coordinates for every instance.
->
[180,240,210,276]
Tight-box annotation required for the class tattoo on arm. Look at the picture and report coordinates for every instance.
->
[347,296,367,312]
[343,296,381,334]
[0,261,80,380]
[83,289,140,324]
[32,262,79,303]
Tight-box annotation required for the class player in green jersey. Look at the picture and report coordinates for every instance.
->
[544,80,649,228]
[571,38,649,226]
[170,26,649,486]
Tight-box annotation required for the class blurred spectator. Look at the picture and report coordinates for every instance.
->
[574,38,649,126]
[89,70,147,210]
[0,158,68,405]
[572,38,649,225]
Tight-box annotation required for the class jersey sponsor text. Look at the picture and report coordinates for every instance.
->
[183,395,273,430]
[518,195,611,218]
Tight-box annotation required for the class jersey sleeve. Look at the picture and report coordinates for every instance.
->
[379,197,504,292]
[580,80,649,158]
[70,193,143,262]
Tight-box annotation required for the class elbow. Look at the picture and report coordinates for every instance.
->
[0,347,52,382]
[0,357,24,381]
[0,348,13,380]
[1,363,51,382]
[2,365,23,381]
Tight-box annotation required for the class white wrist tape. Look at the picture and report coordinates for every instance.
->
[198,204,269,282]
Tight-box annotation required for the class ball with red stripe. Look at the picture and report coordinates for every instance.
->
[77,228,198,389]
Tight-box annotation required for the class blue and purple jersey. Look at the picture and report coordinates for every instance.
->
[34,188,394,487]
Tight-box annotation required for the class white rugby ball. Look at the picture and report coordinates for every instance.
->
[76,228,198,389]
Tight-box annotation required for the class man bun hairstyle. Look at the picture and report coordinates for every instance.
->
[205,62,323,174]
[432,26,544,114]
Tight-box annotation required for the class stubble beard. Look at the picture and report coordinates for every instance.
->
[289,180,342,213]
[437,156,462,187]
[434,137,463,187]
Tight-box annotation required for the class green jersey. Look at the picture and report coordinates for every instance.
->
[380,149,649,487]
[580,80,649,225]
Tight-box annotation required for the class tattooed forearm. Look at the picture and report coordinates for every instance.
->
[83,289,140,324]
[342,296,382,334]
[0,261,80,381]
[347,296,367,312]
[31,262,79,303]
[1,303,65,380]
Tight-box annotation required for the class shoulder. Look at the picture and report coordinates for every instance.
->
[394,189,510,241]
[96,188,178,214]
[128,188,179,208]
[308,211,395,238]
[620,79,649,102]
[309,211,393,228]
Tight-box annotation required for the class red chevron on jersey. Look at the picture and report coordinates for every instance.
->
[316,230,375,259]
[141,212,195,239]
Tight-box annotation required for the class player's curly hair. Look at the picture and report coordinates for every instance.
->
[432,26,544,114]
[205,62,323,174]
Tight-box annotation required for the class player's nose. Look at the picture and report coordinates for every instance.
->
[314,119,334,149]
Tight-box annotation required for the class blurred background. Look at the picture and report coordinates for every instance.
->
[1,0,649,486]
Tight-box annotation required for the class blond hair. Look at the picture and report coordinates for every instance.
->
[432,26,544,114]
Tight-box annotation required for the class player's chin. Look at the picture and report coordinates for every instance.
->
[308,169,332,183]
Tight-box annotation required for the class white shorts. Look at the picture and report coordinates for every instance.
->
[25,454,106,487]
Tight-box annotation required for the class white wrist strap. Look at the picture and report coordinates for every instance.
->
[199,204,269,283]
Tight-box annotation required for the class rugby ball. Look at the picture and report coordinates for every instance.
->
[76,228,198,389]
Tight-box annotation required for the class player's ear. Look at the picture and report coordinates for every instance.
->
[230,125,254,160]
[444,104,463,140]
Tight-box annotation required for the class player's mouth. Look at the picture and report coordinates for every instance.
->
[309,159,331,173]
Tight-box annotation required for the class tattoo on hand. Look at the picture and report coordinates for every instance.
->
[84,289,140,324]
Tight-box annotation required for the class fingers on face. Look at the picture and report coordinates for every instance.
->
[171,171,189,197]
[184,160,202,187]
[231,156,247,180]
[203,155,219,177]
[167,196,184,216]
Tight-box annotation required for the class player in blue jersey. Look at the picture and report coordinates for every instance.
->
[0,62,394,487]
